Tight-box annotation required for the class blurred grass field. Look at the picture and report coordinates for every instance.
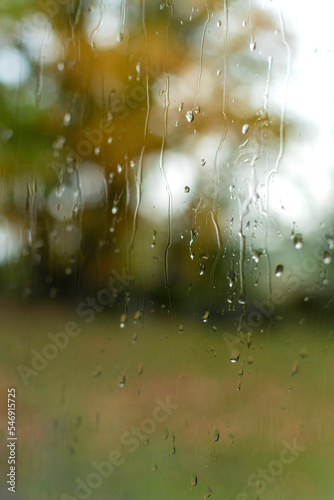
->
[0,300,333,500]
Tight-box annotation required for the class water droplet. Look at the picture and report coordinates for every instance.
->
[230,349,240,363]
[300,348,308,359]
[213,428,220,443]
[63,112,71,126]
[325,234,334,250]
[178,324,184,334]
[217,68,222,76]
[202,310,210,323]
[186,110,194,123]
[117,164,123,174]
[275,264,284,277]
[249,41,256,51]
[242,20,247,27]
[291,361,298,377]
[242,123,249,134]
[190,473,197,487]
[322,251,332,265]
[57,61,65,71]
[151,229,157,248]
[179,102,184,112]
[227,271,235,288]
[184,186,190,193]
[217,19,221,27]
[119,375,126,387]
[252,250,262,264]
[203,486,213,499]
[120,313,127,328]
[238,295,246,305]
[133,310,142,324]
[201,158,206,167]
[194,105,200,114]
[293,234,303,249]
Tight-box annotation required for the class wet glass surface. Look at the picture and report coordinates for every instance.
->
[0,1,333,499]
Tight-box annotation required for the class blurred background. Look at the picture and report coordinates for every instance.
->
[0,0,333,498]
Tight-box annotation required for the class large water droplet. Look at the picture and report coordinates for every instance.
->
[230,349,240,363]
[252,250,262,264]
[186,110,194,123]
[325,234,334,250]
[322,251,332,265]
[275,264,284,277]
[202,310,210,323]
[242,124,249,135]
[249,41,256,51]
[293,234,303,249]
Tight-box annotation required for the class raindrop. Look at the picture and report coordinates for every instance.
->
[293,233,303,249]
[238,295,246,305]
[242,20,247,27]
[227,271,235,288]
[120,313,127,328]
[190,473,198,487]
[322,251,332,265]
[202,310,210,323]
[217,20,221,27]
[117,164,123,174]
[291,361,298,377]
[230,349,240,363]
[133,310,142,324]
[119,375,126,387]
[186,110,194,123]
[213,428,219,443]
[325,234,334,250]
[201,158,206,167]
[242,123,249,134]
[275,264,284,277]
[151,229,157,248]
[203,486,213,499]
[300,348,308,359]
[63,112,71,126]
[178,324,184,334]
[184,186,190,193]
[249,41,256,51]
[179,102,184,112]
[57,61,65,71]
[194,105,200,114]
[252,250,262,264]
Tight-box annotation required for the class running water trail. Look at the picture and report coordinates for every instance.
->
[193,4,211,109]
[264,7,291,302]
[210,0,229,293]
